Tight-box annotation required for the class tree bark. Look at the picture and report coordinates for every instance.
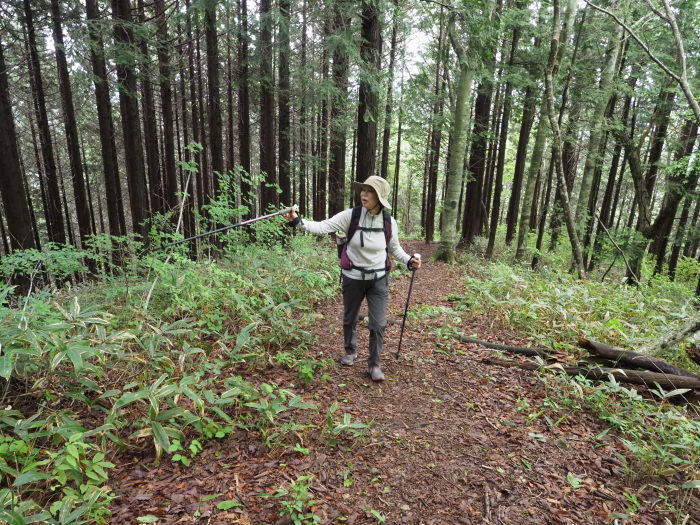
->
[155,0,177,212]
[544,0,586,279]
[575,27,623,232]
[329,2,350,216]
[112,0,148,237]
[483,357,700,390]
[22,0,65,244]
[435,15,474,263]
[486,11,522,258]
[260,0,277,209]
[380,0,399,180]
[579,338,700,379]
[278,0,292,205]
[515,108,547,259]
[136,0,163,217]
[237,0,252,214]
[204,0,223,200]
[355,0,382,182]
[462,80,493,245]
[0,37,36,254]
[639,311,700,358]
[86,0,126,237]
[51,0,93,246]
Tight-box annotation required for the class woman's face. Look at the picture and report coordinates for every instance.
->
[360,186,380,212]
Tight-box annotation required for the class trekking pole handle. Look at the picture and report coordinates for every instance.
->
[280,204,299,216]
[411,253,421,270]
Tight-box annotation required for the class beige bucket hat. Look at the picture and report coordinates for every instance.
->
[353,175,392,210]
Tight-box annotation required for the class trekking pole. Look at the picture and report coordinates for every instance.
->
[396,253,421,359]
[151,205,298,252]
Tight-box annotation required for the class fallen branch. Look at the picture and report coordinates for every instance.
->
[639,311,700,356]
[579,338,700,379]
[450,334,554,358]
[482,357,700,390]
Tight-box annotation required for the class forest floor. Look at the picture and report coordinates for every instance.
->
[109,240,689,525]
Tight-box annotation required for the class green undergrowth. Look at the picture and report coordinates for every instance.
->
[0,231,353,523]
[437,252,699,520]
[453,252,699,368]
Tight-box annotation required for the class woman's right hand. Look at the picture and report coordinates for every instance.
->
[284,209,298,221]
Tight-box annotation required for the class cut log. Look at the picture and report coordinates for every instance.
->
[687,344,700,367]
[451,334,554,358]
[483,357,700,390]
[579,338,700,380]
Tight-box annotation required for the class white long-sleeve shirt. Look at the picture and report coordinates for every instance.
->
[299,207,412,280]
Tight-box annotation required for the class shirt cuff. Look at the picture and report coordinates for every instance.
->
[287,215,302,227]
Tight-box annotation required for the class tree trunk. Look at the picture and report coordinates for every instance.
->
[0,38,36,255]
[205,0,223,199]
[23,0,65,244]
[355,0,381,182]
[137,0,163,216]
[51,0,93,246]
[155,0,177,212]
[86,0,126,238]
[515,107,548,259]
[574,28,623,232]
[462,80,493,245]
[545,0,586,279]
[278,0,292,205]
[260,0,277,210]
[504,84,536,246]
[298,0,308,216]
[329,3,350,216]
[380,0,399,180]
[668,173,699,279]
[237,0,252,213]
[435,16,474,263]
[112,0,148,237]
[651,119,698,275]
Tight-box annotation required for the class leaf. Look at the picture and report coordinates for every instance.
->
[136,516,160,523]
[216,500,243,510]
[681,480,700,489]
[12,471,51,486]
[150,421,170,456]
[0,354,12,380]
[66,344,86,371]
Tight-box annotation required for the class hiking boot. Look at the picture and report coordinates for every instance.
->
[340,352,357,366]
[369,366,385,381]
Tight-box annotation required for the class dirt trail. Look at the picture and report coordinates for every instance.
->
[111,241,674,524]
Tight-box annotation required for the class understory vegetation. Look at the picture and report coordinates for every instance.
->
[0,223,344,523]
[0,226,698,522]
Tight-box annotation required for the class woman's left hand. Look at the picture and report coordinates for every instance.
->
[409,257,422,270]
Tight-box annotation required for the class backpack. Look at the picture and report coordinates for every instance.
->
[337,206,393,276]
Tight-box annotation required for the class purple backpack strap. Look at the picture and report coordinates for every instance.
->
[340,206,363,270]
[382,209,392,271]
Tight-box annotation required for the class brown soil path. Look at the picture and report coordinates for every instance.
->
[110,241,675,524]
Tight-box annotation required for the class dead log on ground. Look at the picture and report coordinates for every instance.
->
[687,344,700,367]
[483,357,700,390]
[579,338,700,380]
[451,334,554,358]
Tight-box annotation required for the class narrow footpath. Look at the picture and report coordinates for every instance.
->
[110,240,677,524]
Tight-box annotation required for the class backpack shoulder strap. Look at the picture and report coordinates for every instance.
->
[346,206,363,242]
[382,209,392,244]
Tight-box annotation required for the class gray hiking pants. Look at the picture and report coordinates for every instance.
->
[342,274,388,367]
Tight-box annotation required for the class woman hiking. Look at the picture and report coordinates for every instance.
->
[285,176,421,381]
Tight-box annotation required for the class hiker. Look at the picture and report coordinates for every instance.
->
[285,176,421,381]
